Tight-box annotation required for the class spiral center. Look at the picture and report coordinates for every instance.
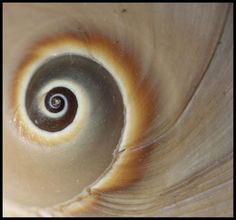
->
[26,86,78,132]
[45,89,67,113]
[51,96,62,108]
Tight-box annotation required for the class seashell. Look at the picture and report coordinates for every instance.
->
[3,3,233,217]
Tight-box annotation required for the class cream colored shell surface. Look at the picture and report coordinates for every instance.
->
[3,3,233,217]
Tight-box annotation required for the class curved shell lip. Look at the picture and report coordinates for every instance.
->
[7,32,156,215]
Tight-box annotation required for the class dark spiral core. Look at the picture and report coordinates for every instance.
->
[44,87,77,116]
[45,89,66,113]
[25,54,124,135]
[26,85,78,132]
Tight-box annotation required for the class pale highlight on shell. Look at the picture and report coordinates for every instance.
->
[3,3,233,217]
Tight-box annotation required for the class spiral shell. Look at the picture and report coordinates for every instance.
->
[3,3,233,217]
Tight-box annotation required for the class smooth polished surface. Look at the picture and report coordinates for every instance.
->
[3,3,233,217]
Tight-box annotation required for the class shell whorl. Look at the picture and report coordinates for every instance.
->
[3,3,233,217]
